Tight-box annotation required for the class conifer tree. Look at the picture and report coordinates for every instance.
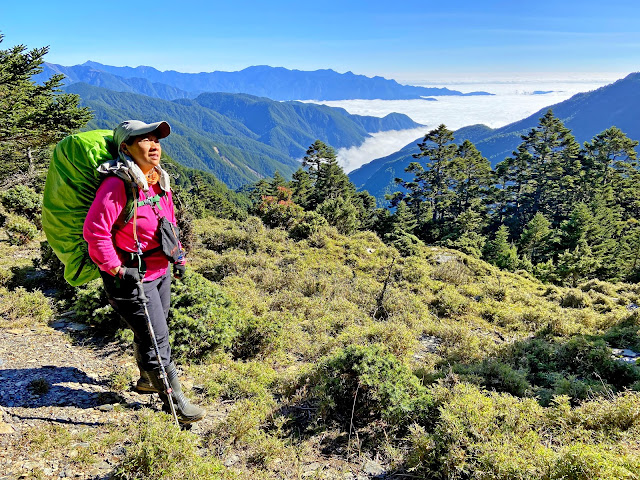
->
[556,239,599,287]
[269,170,286,195]
[384,201,422,256]
[394,124,457,242]
[0,35,92,187]
[483,225,519,271]
[302,140,335,183]
[501,110,581,232]
[314,154,354,206]
[450,140,492,216]
[290,167,312,209]
[519,212,553,264]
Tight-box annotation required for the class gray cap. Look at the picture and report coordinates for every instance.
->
[113,120,171,147]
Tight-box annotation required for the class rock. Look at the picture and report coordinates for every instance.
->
[22,460,39,470]
[0,421,14,434]
[224,454,240,467]
[363,460,384,476]
[67,322,89,332]
[96,404,114,412]
[303,462,323,476]
[112,446,126,456]
[435,254,457,264]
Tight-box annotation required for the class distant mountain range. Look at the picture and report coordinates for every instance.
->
[66,83,421,188]
[350,72,640,203]
[40,62,492,101]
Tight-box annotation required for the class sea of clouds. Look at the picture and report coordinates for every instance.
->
[304,74,623,172]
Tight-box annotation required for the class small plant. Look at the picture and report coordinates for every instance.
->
[108,366,134,393]
[289,210,328,240]
[0,185,42,222]
[168,269,242,361]
[73,280,121,328]
[5,214,38,246]
[0,287,53,327]
[28,378,50,395]
[116,411,226,479]
[317,344,433,431]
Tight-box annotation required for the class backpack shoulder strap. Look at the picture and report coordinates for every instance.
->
[110,173,139,231]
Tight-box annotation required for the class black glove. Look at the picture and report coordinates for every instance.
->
[119,267,142,283]
[173,263,186,279]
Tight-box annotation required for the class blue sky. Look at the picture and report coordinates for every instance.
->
[2,0,639,82]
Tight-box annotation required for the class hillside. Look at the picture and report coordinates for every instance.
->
[3,217,640,478]
[351,72,640,202]
[39,62,492,101]
[65,83,421,188]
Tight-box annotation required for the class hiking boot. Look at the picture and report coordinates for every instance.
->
[133,343,159,394]
[135,369,158,393]
[149,362,206,424]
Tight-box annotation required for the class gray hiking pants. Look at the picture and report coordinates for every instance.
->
[101,271,172,370]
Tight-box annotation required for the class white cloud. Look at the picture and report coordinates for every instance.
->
[307,77,618,172]
[337,127,426,173]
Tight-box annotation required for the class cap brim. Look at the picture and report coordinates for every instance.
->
[134,121,170,140]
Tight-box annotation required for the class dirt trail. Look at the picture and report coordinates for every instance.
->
[0,319,216,479]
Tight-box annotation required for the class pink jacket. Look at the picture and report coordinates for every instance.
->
[83,176,179,281]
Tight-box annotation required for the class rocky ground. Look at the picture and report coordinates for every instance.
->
[0,319,220,480]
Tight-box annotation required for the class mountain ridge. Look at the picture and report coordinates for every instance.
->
[65,83,421,188]
[39,61,492,101]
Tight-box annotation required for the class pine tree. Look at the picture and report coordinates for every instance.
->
[483,225,519,271]
[394,124,458,242]
[519,212,553,264]
[0,35,92,187]
[501,110,581,232]
[302,140,335,183]
[269,171,287,195]
[450,140,492,216]
[290,167,313,209]
[556,239,599,287]
[384,201,422,256]
[314,155,354,206]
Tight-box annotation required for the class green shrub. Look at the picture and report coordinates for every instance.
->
[316,344,433,430]
[316,197,359,235]
[201,227,261,254]
[431,285,470,317]
[551,443,639,480]
[209,397,276,446]
[5,214,38,246]
[232,311,284,359]
[115,411,227,479]
[470,359,531,397]
[168,269,242,361]
[198,359,276,401]
[0,286,53,327]
[557,336,640,389]
[73,280,121,328]
[0,185,41,222]
[560,288,591,308]
[289,210,328,240]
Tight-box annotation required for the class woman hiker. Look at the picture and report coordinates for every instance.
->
[83,120,205,424]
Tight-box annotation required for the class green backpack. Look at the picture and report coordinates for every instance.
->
[42,130,138,286]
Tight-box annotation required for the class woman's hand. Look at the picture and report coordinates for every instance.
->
[173,264,186,279]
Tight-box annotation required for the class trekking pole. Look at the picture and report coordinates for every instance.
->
[136,281,180,427]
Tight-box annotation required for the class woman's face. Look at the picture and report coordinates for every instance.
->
[122,133,161,174]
